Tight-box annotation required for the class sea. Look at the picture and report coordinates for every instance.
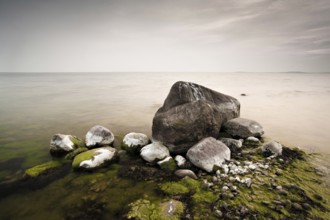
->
[0,72,329,218]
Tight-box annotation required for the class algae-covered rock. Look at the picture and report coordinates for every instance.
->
[64,147,89,160]
[223,117,264,138]
[157,156,176,172]
[244,136,260,147]
[122,132,149,154]
[50,134,84,156]
[24,160,65,178]
[127,199,184,220]
[85,125,115,148]
[72,147,118,170]
[187,137,231,172]
[140,142,169,163]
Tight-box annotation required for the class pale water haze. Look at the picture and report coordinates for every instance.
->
[0,72,329,169]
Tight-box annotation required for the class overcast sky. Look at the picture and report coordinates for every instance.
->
[0,0,330,72]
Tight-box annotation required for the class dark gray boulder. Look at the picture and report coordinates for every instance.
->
[222,118,264,139]
[152,81,240,154]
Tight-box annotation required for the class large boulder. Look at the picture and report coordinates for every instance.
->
[50,134,84,156]
[223,118,264,139]
[186,137,231,173]
[140,142,170,163]
[72,147,118,170]
[85,125,115,148]
[152,82,240,154]
[152,81,240,154]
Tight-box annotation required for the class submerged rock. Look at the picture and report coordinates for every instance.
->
[122,132,149,154]
[24,160,66,178]
[223,118,264,138]
[85,125,114,148]
[186,137,231,173]
[140,142,170,163]
[152,81,240,154]
[72,147,118,170]
[50,134,84,156]
[262,141,283,156]
[127,199,184,220]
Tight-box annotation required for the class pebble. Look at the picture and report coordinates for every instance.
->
[245,178,252,188]
[302,203,312,210]
[214,209,223,217]
[292,203,303,211]
[222,186,229,191]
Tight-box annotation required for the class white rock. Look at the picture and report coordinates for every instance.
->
[216,170,221,176]
[222,186,229,191]
[248,164,257,170]
[140,142,170,163]
[157,156,173,166]
[80,148,117,169]
[85,125,114,148]
[245,178,252,188]
[246,136,260,142]
[174,155,187,168]
[50,134,75,153]
[123,132,149,148]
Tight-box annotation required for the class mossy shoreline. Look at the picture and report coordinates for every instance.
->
[0,136,329,220]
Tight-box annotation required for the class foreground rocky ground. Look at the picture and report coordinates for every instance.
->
[1,81,329,219]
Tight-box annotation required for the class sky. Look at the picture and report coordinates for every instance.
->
[0,0,330,72]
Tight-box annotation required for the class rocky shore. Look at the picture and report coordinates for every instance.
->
[1,81,329,220]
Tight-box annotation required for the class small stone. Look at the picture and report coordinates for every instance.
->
[279,189,288,196]
[175,169,198,179]
[222,186,229,191]
[212,176,218,183]
[275,205,284,212]
[231,185,238,192]
[302,203,312,210]
[248,164,257,170]
[174,155,187,168]
[216,169,221,176]
[292,203,303,211]
[214,209,222,217]
[314,194,323,201]
[229,193,235,199]
[276,186,283,190]
[245,178,252,188]
[262,201,270,206]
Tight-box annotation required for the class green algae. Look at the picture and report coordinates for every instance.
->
[158,157,177,172]
[127,199,184,220]
[24,160,65,178]
[159,182,190,195]
[65,147,88,160]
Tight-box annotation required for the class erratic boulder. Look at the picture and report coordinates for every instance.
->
[50,134,84,156]
[140,142,170,163]
[152,81,240,154]
[85,125,115,148]
[186,137,231,173]
[72,147,118,170]
[223,118,264,139]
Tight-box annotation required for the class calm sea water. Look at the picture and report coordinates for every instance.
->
[0,72,330,219]
[0,72,330,170]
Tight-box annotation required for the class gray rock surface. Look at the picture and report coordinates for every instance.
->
[140,142,170,163]
[186,137,231,172]
[262,141,283,156]
[152,81,240,154]
[85,125,114,148]
[223,118,264,138]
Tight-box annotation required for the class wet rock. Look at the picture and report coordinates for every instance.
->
[85,125,114,148]
[219,138,243,152]
[24,160,66,178]
[244,136,260,147]
[262,141,283,156]
[72,147,118,170]
[50,134,84,156]
[186,137,231,173]
[223,118,264,139]
[157,156,176,172]
[140,142,170,163]
[152,81,240,154]
[174,169,198,179]
[122,132,149,154]
[174,155,187,168]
